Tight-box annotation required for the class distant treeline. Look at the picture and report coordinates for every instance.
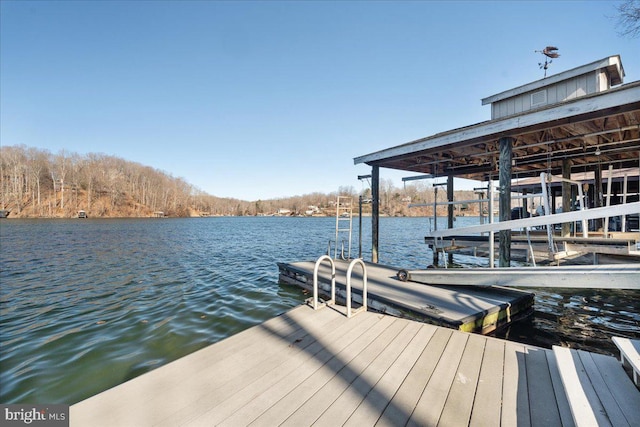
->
[0,145,481,218]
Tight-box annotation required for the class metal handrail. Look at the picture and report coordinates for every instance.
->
[313,255,335,310]
[346,258,368,318]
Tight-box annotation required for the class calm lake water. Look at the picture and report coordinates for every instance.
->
[1,216,638,404]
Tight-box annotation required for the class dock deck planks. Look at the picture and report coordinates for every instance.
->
[554,345,640,427]
[71,304,639,426]
[612,336,640,386]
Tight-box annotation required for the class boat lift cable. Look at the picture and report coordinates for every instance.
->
[516,170,537,266]
[540,172,556,254]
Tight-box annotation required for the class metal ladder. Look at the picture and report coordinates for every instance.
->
[334,196,353,260]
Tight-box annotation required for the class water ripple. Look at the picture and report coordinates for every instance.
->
[1,217,638,404]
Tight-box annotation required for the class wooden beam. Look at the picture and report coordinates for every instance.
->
[447,174,454,229]
[371,166,379,264]
[595,163,603,231]
[499,137,513,267]
[447,174,454,265]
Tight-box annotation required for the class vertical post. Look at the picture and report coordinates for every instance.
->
[562,158,572,237]
[433,186,439,265]
[622,174,628,232]
[447,175,454,228]
[594,163,602,231]
[433,187,438,231]
[604,164,613,237]
[488,183,495,268]
[477,190,485,225]
[499,137,513,267]
[371,166,379,264]
[358,195,363,259]
[577,183,588,238]
[447,174,454,265]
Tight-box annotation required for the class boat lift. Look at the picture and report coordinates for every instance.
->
[404,201,640,289]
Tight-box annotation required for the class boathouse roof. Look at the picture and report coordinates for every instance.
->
[482,55,625,120]
[354,55,640,182]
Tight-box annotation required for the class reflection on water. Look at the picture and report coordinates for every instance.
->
[495,288,640,352]
[0,216,638,404]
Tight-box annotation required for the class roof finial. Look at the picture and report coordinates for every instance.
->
[535,46,560,78]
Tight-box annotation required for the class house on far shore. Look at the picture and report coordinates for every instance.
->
[305,205,320,216]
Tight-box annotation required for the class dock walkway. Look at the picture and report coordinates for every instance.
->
[70,304,640,426]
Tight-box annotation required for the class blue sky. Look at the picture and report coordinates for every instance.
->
[2,1,638,201]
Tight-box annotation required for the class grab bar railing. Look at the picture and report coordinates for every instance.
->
[346,258,367,318]
[313,255,335,310]
[312,256,368,318]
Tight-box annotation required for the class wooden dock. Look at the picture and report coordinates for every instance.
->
[278,259,533,334]
[70,304,640,426]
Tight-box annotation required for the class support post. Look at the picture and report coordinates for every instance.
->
[499,137,513,267]
[488,183,495,268]
[595,164,603,231]
[433,187,438,231]
[358,195,363,259]
[447,174,454,265]
[447,174,454,228]
[604,164,614,237]
[433,186,439,266]
[622,173,628,232]
[371,166,379,264]
[562,158,572,237]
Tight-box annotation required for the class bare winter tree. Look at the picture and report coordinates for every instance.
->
[616,0,640,38]
[53,150,69,211]
[1,145,483,218]
[27,147,49,213]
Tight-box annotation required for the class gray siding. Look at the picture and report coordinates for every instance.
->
[491,71,608,119]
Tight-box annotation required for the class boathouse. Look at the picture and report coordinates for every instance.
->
[354,55,640,266]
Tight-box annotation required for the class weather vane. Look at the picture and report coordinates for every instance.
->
[535,46,560,78]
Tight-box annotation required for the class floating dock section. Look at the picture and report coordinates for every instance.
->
[70,304,640,426]
[278,259,533,334]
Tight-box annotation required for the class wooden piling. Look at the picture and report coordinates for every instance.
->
[447,174,454,265]
[499,137,513,267]
[371,166,379,264]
